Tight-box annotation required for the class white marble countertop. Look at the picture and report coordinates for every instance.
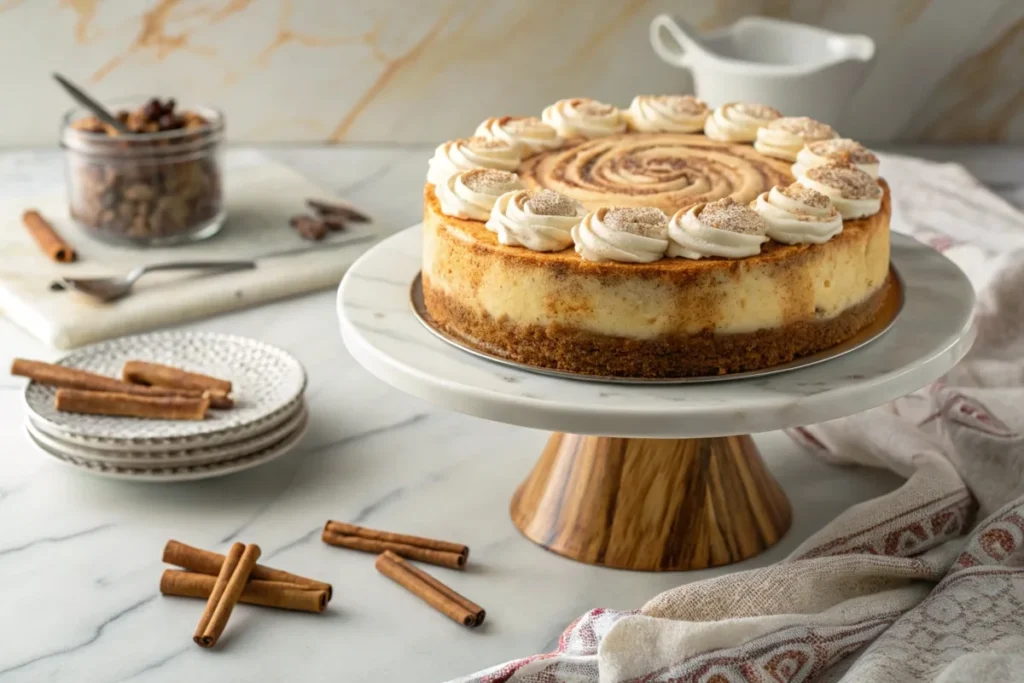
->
[0,145,1020,683]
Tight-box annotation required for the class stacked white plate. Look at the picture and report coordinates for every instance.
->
[23,331,309,482]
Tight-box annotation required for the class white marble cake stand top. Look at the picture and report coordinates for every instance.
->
[338,226,975,438]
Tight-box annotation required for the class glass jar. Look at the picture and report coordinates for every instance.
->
[60,101,226,246]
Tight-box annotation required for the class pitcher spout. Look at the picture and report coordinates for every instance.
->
[828,34,875,63]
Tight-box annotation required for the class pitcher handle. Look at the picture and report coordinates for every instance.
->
[650,14,700,68]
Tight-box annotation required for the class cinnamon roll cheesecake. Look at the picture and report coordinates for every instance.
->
[422,96,891,378]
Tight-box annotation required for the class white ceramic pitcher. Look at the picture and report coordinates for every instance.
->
[650,15,875,128]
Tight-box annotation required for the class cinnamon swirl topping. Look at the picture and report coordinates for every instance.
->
[541,98,627,139]
[485,189,585,252]
[571,207,669,263]
[427,137,521,186]
[518,134,791,212]
[475,116,564,156]
[796,161,882,219]
[754,117,838,162]
[704,102,782,142]
[627,95,709,133]
[792,138,880,178]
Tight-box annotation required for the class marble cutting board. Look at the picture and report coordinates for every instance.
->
[0,153,380,349]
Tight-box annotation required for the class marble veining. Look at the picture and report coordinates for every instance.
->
[0,1,1020,145]
[0,143,1019,682]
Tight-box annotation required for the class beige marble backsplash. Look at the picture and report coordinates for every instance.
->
[1,0,1021,145]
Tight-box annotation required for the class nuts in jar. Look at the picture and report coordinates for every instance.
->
[61,98,225,246]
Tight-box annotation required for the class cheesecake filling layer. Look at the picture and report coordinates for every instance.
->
[423,271,891,378]
[423,184,891,340]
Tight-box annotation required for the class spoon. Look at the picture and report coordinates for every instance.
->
[51,233,380,302]
[53,73,131,135]
[60,260,256,302]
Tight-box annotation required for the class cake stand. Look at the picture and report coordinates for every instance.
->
[337,226,975,571]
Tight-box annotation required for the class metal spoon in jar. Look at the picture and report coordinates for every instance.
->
[52,73,131,135]
[58,260,256,302]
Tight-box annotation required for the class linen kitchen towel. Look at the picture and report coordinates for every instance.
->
[0,151,378,349]
[453,154,1024,682]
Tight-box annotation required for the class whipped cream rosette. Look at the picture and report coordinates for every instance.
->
[753,183,843,244]
[667,197,769,259]
[541,98,627,139]
[486,188,586,252]
[754,116,838,162]
[704,102,782,142]
[571,207,669,263]
[792,138,880,178]
[796,161,882,219]
[426,137,521,186]
[626,95,709,133]
[474,116,563,156]
[436,169,525,221]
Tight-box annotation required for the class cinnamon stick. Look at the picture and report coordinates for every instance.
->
[122,360,232,395]
[22,209,77,263]
[163,540,333,601]
[11,359,233,409]
[195,543,260,648]
[204,393,234,410]
[55,388,209,420]
[322,532,467,569]
[306,198,371,223]
[193,542,243,645]
[161,570,328,613]
[321,215,346,232]
[375,550,485,628]
[290,214,328,241]
[322,521,468,570]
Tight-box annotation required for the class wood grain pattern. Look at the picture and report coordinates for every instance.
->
[510,433,792,571]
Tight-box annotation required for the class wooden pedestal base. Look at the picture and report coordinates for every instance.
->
[510,433,792,571]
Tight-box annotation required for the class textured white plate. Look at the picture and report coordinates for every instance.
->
[28,395,305,452]
[25,403,308,468]
[30,411,310,482]
[24,331,306,442]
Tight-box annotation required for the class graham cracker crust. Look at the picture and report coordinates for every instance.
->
[423,274,893,378]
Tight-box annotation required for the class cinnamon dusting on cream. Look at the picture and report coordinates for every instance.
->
[466,136,512,152]
[662,95,708,116]
[573,99,616,117]
[806,162,882,199]
[733,103,782,120]
[698,198,767,235]
[805,139,878,165]
[525,189,581,217]
[767,117,836,140]
[501,116,544,133]
[603,207,669,237]
[461,169,519,194]
[775,184,830,209]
